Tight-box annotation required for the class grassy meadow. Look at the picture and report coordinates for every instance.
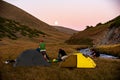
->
[96,44,120,58]
[0,39,120,80]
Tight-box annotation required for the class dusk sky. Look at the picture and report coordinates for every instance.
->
[4,0,120,31]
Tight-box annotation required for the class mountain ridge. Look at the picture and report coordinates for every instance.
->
[0,0,77,43]
[66,15,120,45]
[53,26,78,34]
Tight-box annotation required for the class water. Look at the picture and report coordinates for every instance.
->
[79,48,118,59]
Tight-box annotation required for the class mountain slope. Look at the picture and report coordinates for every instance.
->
[0,16,46,40]
[0,0,50,30]
[101,16,120,45]
[0,1,74,43]
[66,15,120,45]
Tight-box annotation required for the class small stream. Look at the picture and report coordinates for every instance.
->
[79,48,118,59]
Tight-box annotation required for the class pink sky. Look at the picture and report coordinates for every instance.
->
[3,0,120,31]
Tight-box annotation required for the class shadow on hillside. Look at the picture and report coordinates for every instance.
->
[0,71,2,80]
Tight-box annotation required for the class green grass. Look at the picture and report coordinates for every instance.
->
[65,38,93,45]
[0,17,46,40]
[109,17,120,29]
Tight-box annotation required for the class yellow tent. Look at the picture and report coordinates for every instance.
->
[60,53,96,68]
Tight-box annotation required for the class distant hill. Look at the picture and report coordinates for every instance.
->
[66,15,120,45]
[0,1,75,42]
[53,26,78,34]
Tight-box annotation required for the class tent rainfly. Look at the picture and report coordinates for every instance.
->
[60,53,96,68]
[14,49,50,67]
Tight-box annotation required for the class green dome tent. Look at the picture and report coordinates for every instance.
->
[14,49,50,67]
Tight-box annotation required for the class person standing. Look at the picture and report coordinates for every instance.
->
[39,40,50,61]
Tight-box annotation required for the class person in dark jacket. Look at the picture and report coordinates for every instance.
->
[57,49,67,61]
[91,49,100,58]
